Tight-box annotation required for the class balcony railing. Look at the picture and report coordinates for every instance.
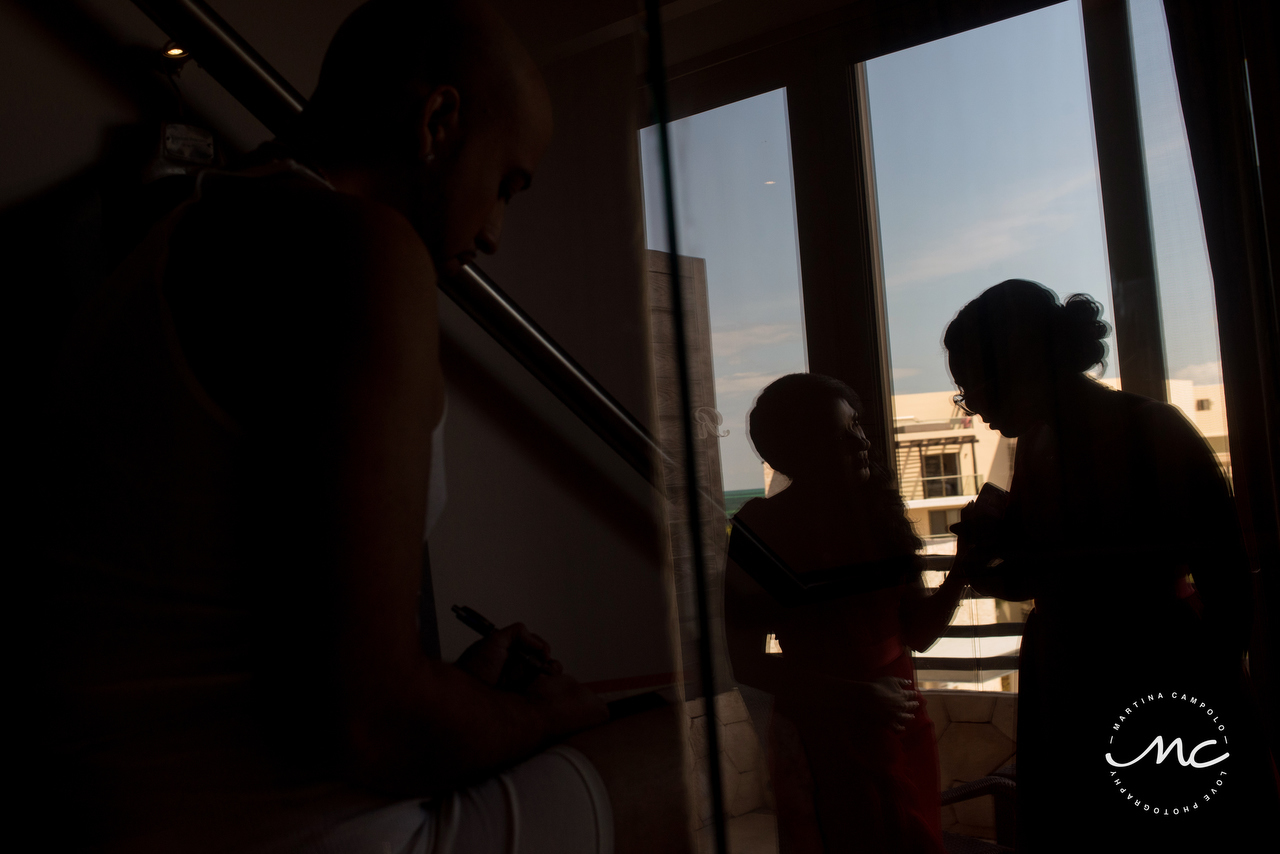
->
[911,563,1026,687]
[914,619,1025,673]
[894,417,975,433]
[900,472,985,502]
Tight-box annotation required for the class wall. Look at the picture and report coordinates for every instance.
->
[430,30,681,684]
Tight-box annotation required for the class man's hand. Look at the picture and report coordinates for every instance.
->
[454,624,605,739]
[527,671,609,738]
[455,622,558,687]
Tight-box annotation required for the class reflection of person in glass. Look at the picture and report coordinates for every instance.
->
[724,373,968,853]
[42,3,690,852]
[944,279,1277,852]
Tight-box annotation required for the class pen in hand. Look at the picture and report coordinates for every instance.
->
[452,605,556,692]
[452,604,498,637]
[453,606,670,722]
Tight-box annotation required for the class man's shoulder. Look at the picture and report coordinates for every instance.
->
[164,171,438,365]
[198,175,422,255]
[160,171,441,420]
[175,173,435,295]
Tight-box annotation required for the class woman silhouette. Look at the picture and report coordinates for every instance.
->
[944,280,1276,852]
[724,373,968,853]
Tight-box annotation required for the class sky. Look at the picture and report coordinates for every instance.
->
[866,0,1116,397]
[1128,0,1224,386]
[640,89,808,494]
[641,0,1223,493]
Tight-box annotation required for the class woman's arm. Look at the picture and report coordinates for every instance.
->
[950,471,1036,602]
[723,557,789,694]
[1147,404,1253,662]
[967,567,1036,602]
[898,562,969,653]
[725,554,921,732]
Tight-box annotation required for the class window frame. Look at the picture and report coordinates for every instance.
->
[651,0,1174,472]
[646,0,1178,692]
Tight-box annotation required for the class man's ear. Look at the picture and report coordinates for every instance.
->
[420,84,463,162]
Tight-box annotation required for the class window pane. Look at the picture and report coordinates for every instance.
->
[1129,0,1232,480]
[640,88,807,503]
[867,0,1116,401]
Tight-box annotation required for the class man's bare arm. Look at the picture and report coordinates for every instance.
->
[167,188,603,795]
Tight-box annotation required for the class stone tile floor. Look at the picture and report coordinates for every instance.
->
[695,809,778,854]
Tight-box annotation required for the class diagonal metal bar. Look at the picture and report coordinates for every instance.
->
[445,264,660,484]
[131,0,306,134]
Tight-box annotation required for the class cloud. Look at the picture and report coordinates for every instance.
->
[715,371,784,397]
[1173,360,1222,385]
[893,367,921,380]
[711,323,802,358]
[885,171,1095,289]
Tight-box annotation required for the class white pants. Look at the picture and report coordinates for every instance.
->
[302,746,613,854]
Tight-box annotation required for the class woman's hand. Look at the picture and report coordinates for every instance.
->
[791,674,920,734]
[952,483,1011,555]
[951,531,988,584]
[865,676,920,733]
[952,495,1019,598]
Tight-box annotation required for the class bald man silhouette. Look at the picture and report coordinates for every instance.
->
[50,3,691,852]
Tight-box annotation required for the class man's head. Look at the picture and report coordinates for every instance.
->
[295,0,552,275]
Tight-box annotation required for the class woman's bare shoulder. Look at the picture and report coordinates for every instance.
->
[1118,391,1206,443]
[732,494,803,545]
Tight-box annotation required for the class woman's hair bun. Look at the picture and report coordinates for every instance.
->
[1055,293,1110,374]
[945,280,1112,379]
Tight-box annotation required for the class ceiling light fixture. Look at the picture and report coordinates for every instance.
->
[163,41,189,58]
